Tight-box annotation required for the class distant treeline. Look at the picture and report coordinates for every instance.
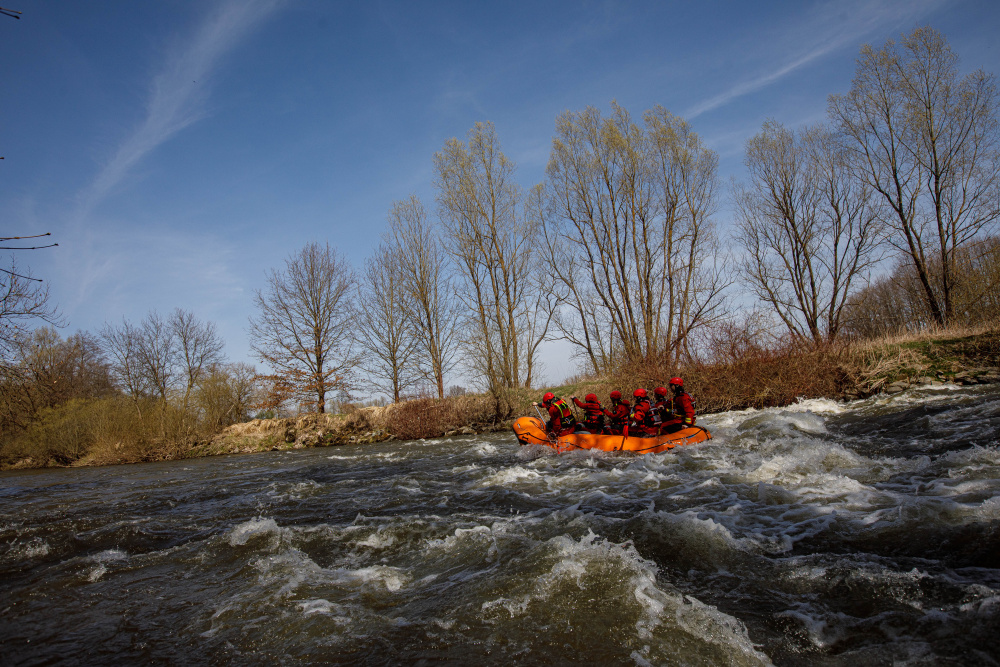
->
[0,311,258,467]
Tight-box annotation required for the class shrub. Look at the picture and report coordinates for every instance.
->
[0,396,199,467]
[385,395,496,440]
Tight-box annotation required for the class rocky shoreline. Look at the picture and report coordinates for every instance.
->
[845,366,1000,399]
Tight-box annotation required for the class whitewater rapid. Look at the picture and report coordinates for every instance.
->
[2,384,998,665]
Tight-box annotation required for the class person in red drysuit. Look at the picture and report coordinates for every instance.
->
[602,390,630,435]
[659,377,696,434]
[628,388,658,437]
[533,392,575,436]
[651,386,670,431]
[571,393,605,433]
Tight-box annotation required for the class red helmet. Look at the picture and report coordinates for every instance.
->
[585,393,598,402]
[633,388,648,399]
[654,386,667,398]
[610,390,622,401]
[669,377,684,387]
[542,392,555,403]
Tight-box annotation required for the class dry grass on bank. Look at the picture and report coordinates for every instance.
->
[380,393,531,440]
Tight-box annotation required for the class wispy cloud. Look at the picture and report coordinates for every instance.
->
[80,0,281,214]
[684,0,949,119]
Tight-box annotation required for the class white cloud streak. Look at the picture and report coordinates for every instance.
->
[81,0,281,213]
[684,0,949,119]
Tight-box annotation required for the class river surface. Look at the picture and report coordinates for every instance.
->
[2,384,1000,666]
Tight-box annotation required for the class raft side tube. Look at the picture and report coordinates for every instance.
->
[512,416,711,454]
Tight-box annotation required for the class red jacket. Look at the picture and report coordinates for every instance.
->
[629,399,657,436]
[603,399,630,430]
[572,397,605,427]
[546,398,575,434]
[662,391,696,427]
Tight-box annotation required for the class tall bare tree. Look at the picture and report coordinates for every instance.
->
[135,311,176,403]
[830,26,1000,324]
[355,242,420,402]
[248,242,357,413]
[434,122,556,395]
[734,121,884,343]
[169,308,226,412]
[544,103,726,368]
[100,318,151,412]
[385,195,459,398]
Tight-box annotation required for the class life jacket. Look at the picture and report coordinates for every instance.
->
[651,399,669,425]
[629,399,657,432]
[550,398,575,429]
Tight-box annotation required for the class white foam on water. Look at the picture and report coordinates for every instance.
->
[92,549,128,563]
[267,479,323,501]
[297,599,345,619]
[782,397,847,415]
[478,465,543,488]
[473,442,498,456]
[515,444,557,460]
[227,517,285,547]
[328,565,410,592]
[81,549,128,582]
[737,410,829,438]
[426,524,494,553]
[979,495,1000,519]
[355,530,396,549]
[478,529,772,665]
[4,537,50,562]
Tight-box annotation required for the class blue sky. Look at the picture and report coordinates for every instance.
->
[2,0,998,387]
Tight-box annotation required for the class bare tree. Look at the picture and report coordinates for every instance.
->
[646,107,729,360]
[0,255,61,361]
[734,121,884,343]
[544,103,726,367]
[248,242,357,414]
[434,122,556,395]
[355,242,420,402]
[830,26,1000,325]
[170,308,225,410]
[100,318,149,414]
[385,195,459,398]
[134,311,176,403]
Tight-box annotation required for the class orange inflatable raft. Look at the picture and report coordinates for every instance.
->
[512,416,711,455]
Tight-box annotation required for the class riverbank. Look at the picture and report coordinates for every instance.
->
[3,325,998,470]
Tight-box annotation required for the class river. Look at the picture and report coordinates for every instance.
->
[2,384,999,665]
